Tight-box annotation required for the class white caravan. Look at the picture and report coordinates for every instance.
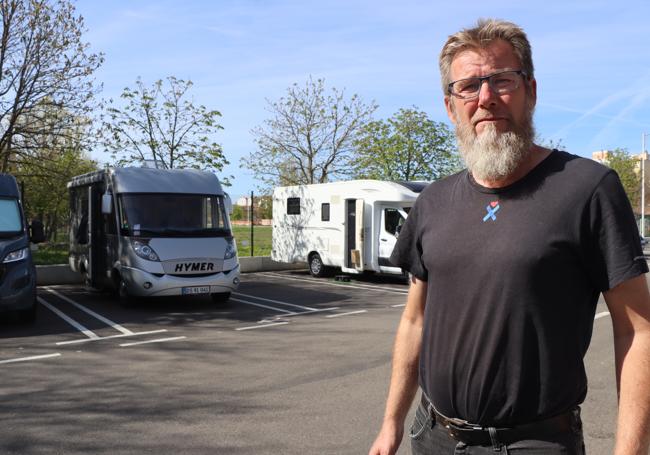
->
[272,180,428,277]
[68,167,240,304]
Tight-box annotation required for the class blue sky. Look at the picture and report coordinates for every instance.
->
[76,0,650,199]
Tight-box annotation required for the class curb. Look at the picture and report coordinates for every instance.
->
[36,257,306,286]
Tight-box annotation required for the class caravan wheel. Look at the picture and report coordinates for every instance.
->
[118,277,136,307]
[308,253,331,278]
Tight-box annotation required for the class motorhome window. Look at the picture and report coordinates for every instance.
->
[287,198,300,215]
[321,203,330,221]
[384,208,404,237]
[118,193,230,237]
[0,198,22,234]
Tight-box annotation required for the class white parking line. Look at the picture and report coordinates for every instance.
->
[325,310,368,318]
[230,297,294,314]
[56,329,168,346]
[120,336,187,347]
[0,353,62,365]
[236,322,290,331]
[259,272,408,294]
[233,292,317,311]
[258,307,340,322]
[38,297,100,340]
[595,311,610,320]
[44,287,134,335]
[391,304,406,308]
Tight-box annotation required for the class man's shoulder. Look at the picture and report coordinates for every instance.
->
[418,170,466,199]
[546,150,613,186]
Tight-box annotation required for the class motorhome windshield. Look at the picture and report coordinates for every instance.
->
[0,198,22,237]
[118,193,230,237]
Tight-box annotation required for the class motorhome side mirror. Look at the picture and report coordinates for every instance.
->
[30,219,46,244]
[102,193,113,214]
[395,224,402,236]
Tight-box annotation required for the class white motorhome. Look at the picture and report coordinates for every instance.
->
[68,167,240,304]
[272,180,428,277]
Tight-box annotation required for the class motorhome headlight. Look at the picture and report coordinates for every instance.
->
[130,239,160,262]
[2,247,28,263]
[224,237,237,260]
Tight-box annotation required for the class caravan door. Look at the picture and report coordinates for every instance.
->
[378,206,408,273]
[343,199,364,273]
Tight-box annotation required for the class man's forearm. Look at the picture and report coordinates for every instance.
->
[382,314,422,425]
[614,330,650,455]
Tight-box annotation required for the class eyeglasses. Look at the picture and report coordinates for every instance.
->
[447,70,528,100]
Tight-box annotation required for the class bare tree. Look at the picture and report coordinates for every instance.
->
[0,0,103,172]
[99,76,228,175]
[244,77,377,189]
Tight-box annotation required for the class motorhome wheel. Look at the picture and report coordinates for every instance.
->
[118,278,136,307]
[309,253,330,278]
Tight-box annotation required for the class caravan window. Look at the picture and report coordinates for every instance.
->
[321,203,330,221]
[287,198,300,215]
[118,193,230,237]
[383,208,405,237]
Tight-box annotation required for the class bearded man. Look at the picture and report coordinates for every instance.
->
[369,19,650,455]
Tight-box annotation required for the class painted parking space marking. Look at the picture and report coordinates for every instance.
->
[258,307,340,322]
[0,353,62,365]
[325,310,368,318]
[231,297,295,314]
[391,304,406,308]
[38,297,100,340]
[39,292,171,345]
[56,329,168,346]
[236,322,290,331]
[233,291,317,311]
[44,287,133,335]
[120,336,187,347]
[258,272,408,294]
[595,311,610,320]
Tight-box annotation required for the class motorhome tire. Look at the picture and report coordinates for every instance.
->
[211,292,231,304]
[309,253,330,278]
[118,278,136,307]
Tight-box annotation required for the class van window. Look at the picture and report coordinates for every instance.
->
[118,193,230,237]
[384,208,405,237]
[287,198,300,215]
[321,203,330,221]
[0,198,22,233]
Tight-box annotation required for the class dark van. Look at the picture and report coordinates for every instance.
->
[0,174,44,322]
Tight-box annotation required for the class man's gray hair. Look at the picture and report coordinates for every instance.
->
[439,18,534,95]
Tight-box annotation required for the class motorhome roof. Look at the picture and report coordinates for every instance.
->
[68,167,224,195]
[0,173,19,198]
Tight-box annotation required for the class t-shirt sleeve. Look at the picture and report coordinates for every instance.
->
[389,195,428,281]
[585,170,648,291]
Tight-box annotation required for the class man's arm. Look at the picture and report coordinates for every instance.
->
[603,274,650,455]
[369,277,427,455]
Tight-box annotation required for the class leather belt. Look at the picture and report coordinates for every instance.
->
[421,395,575,446]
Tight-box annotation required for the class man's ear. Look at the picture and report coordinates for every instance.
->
[444,96,457,125]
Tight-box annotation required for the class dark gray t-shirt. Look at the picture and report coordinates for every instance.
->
[390,151,648,426]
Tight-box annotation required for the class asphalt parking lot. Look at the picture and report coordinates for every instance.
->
[0,270,621,454]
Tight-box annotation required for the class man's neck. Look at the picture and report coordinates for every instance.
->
[472,145,552,189]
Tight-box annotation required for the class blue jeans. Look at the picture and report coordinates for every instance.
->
[409,400,586,454]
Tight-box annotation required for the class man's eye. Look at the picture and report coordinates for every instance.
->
[457,80,479,93]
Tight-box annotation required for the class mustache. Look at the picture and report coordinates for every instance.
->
[471,112,510,126]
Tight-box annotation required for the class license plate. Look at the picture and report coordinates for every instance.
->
[182,286,210,295]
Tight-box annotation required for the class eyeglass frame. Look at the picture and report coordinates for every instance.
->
[447,70,529,100]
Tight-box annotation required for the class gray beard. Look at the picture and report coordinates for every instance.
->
[456,111,535,182]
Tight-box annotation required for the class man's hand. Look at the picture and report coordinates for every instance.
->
[368,420,404,455]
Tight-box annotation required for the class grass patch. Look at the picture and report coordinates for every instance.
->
[232,225,272,257]
[33,243,68,265]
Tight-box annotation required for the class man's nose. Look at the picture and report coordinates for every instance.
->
[477,79,498,106]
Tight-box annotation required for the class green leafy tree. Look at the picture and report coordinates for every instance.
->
[351,107,461,181]
[230,205,245,221]
[602,148,641,210]
[244,76,377,189]
[0,0,102,173]
[99,76,229,177]
[16,133,97,241]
